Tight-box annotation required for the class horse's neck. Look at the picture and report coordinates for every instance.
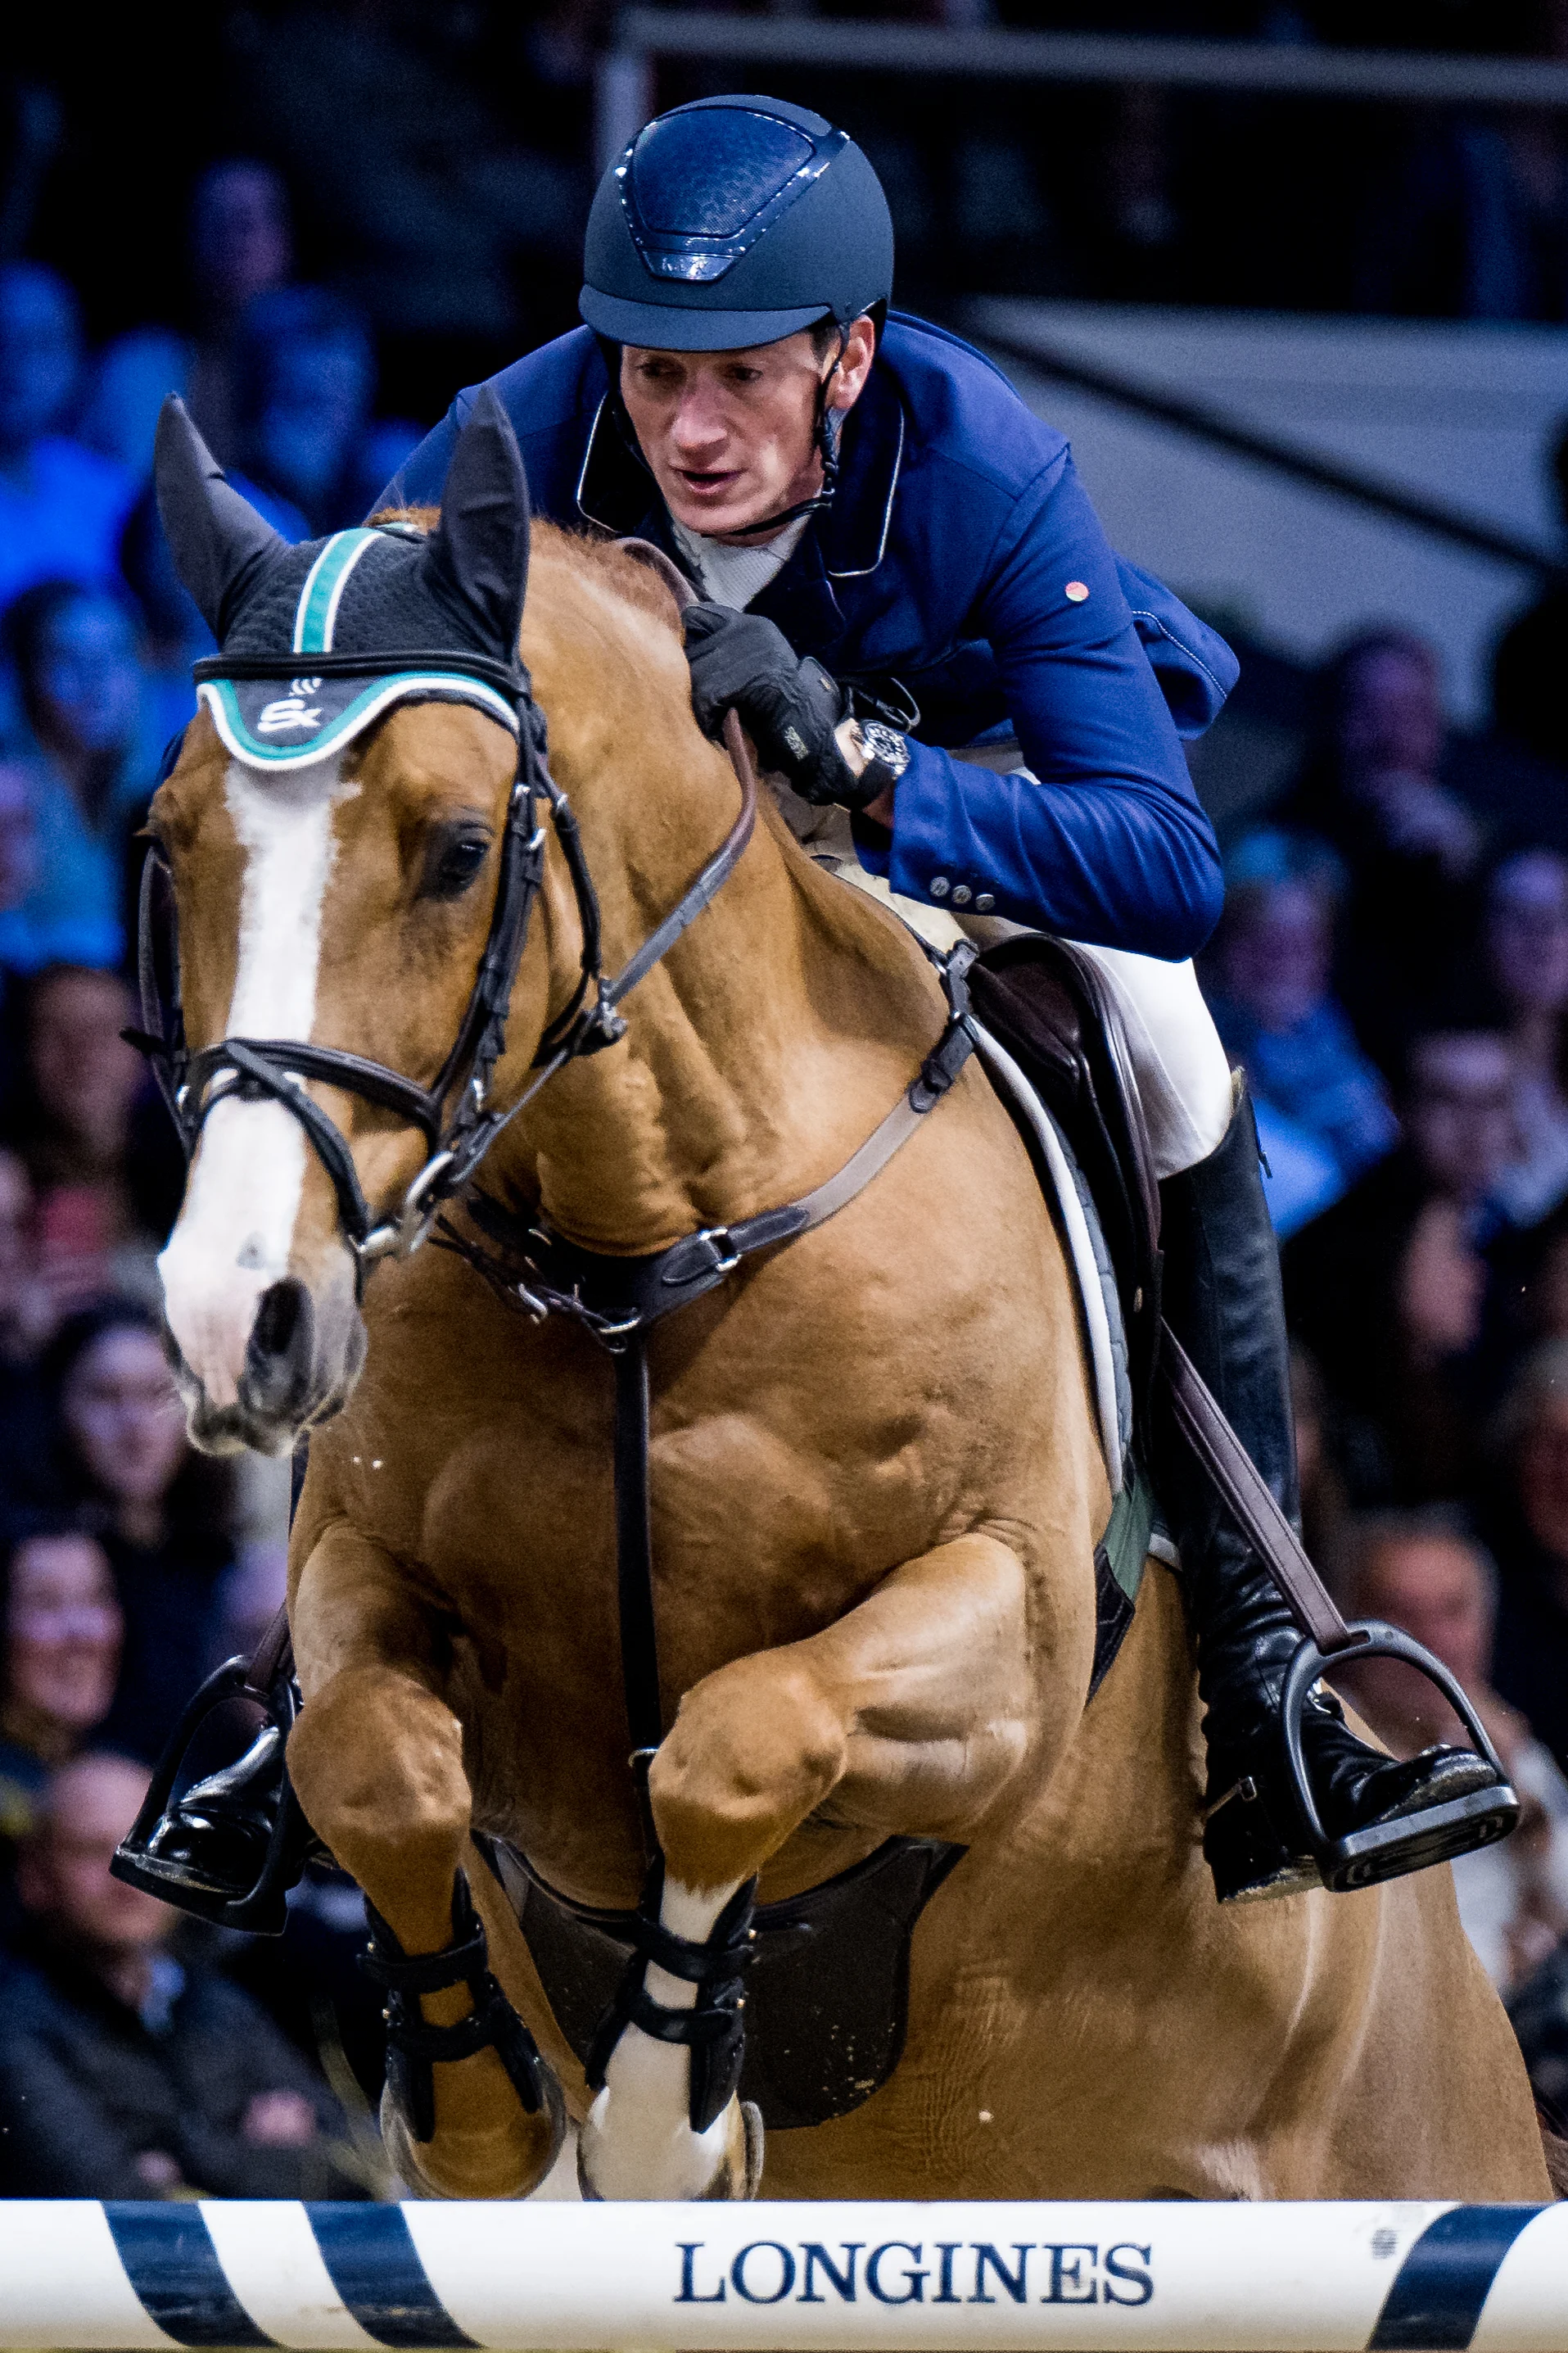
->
[501,795,941,1257]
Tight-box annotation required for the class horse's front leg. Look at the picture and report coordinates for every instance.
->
[581,1529,1064,2200]
[287,1522,567,2198]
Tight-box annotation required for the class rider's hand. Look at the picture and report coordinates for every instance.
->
[683,604,886,811]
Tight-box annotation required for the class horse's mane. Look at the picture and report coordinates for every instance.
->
[370,507,684,637]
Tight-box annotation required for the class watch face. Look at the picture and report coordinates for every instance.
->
[861,721,911,777]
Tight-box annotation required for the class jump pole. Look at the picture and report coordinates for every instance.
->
[2,2200,1565,2353]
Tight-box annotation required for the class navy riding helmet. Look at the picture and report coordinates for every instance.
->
[580,94,894,352]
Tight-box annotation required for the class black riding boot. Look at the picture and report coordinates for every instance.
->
[1157,1087,1509,1903]
[139,1722,310,1904]
[111,1606,322,1934]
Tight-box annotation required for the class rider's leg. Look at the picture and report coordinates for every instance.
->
[1073,945,1508,1903]
[115,1468,310,1925]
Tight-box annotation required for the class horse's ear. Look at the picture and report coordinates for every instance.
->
[153,396,285,640]
[423,386,530,664]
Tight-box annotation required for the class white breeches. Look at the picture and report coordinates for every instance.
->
[1069,943,1235,1181]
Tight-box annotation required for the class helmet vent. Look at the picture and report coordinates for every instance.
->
[635,111,813,237]
[621,111,849,284]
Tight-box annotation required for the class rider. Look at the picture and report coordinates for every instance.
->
[152,97,1509,1914]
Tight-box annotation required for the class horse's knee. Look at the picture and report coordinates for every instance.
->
[651,1652,847,1888]
[288,1664,469,1921]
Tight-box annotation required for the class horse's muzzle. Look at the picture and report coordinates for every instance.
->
[168,1273,367,1457]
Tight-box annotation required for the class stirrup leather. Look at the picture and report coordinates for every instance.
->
[1282,1620,1520,1893]
[361,1868,551,2145]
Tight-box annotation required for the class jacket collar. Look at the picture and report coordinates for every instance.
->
[573,359,905,586]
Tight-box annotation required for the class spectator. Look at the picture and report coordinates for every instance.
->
[1356,0,1568,325]
[75,330,189,489]
[1292,1342,1349,1573]
[0,1523,122,1846]
[1486,1192,1568,1386]
[1493,414,1568,772]
[1486,1338,1568,1776]
[0,1147,54,1388]
[186,161,295,464]
[1274,629,1483,1071]
[1205,826,1398,1222]
[1284,1025,1521,1501]
[20,1304,233,1766]
[1333,1509,1568,1993]
[0,265,134,615]
[0,762,43,979]
[1,581,166,970]
[1477,849,1568,1229]
[114,490,206,747]
[78,161,296,493]
[231,287,392,535]
[6,966,181,1301]
[0,1752,367,2197]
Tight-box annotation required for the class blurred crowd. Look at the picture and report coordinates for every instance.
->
[2,0,1568,2199]
[1208,598,1568,2120]
[0,159,421,2203]
[17,2,1568,365]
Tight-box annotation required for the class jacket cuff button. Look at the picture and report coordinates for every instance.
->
[929,875,950,899]
[951,884,973,907]
[975,892,995,912]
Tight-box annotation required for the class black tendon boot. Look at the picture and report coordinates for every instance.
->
[1158,1086,1512,1903]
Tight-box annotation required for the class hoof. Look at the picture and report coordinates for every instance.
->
[577,2093,764,2201]
[381,2054,567,2200]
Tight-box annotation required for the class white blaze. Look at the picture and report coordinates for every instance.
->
[159,755,359,1408]
[581,1876,744,2199]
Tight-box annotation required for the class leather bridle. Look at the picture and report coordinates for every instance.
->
[134,631,758,1278]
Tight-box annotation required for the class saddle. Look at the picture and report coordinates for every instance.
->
[966,935,1164,1431]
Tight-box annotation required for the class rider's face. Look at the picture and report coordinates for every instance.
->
[620,316,875,544]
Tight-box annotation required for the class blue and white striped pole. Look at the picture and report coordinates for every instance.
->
[1,2200,1563,2351]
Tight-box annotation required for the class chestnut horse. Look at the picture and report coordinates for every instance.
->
[149,401,1548,2206]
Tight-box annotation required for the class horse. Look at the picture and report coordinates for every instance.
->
[147,391,1550,2206]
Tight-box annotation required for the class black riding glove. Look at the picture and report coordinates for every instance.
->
[684,602,886,811]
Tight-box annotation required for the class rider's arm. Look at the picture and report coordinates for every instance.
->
[861,454,1225,962]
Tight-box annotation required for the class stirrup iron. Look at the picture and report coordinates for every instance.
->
[1282,1620,1520,1892]
[111,1653,319,1934]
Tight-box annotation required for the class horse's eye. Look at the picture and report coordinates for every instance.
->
[427,833,490,899]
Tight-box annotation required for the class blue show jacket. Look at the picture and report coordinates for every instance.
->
[395,313,1232,959]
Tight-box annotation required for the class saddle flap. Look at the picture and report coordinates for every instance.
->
[967,936,1163,1406]
[478,1833,963,2133]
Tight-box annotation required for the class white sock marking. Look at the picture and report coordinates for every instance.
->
[159,756,359,1409]
[582,1877,743,2200]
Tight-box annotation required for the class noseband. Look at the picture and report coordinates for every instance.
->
[134,598,757,1276]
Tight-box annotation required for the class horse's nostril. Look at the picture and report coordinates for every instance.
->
[252,1278,305,1360]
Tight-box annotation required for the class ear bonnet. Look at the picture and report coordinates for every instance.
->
[154,388,531,769]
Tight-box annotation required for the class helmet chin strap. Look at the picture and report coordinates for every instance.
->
[716,325,850,541]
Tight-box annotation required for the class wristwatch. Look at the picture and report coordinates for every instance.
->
[857,720,911,781]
